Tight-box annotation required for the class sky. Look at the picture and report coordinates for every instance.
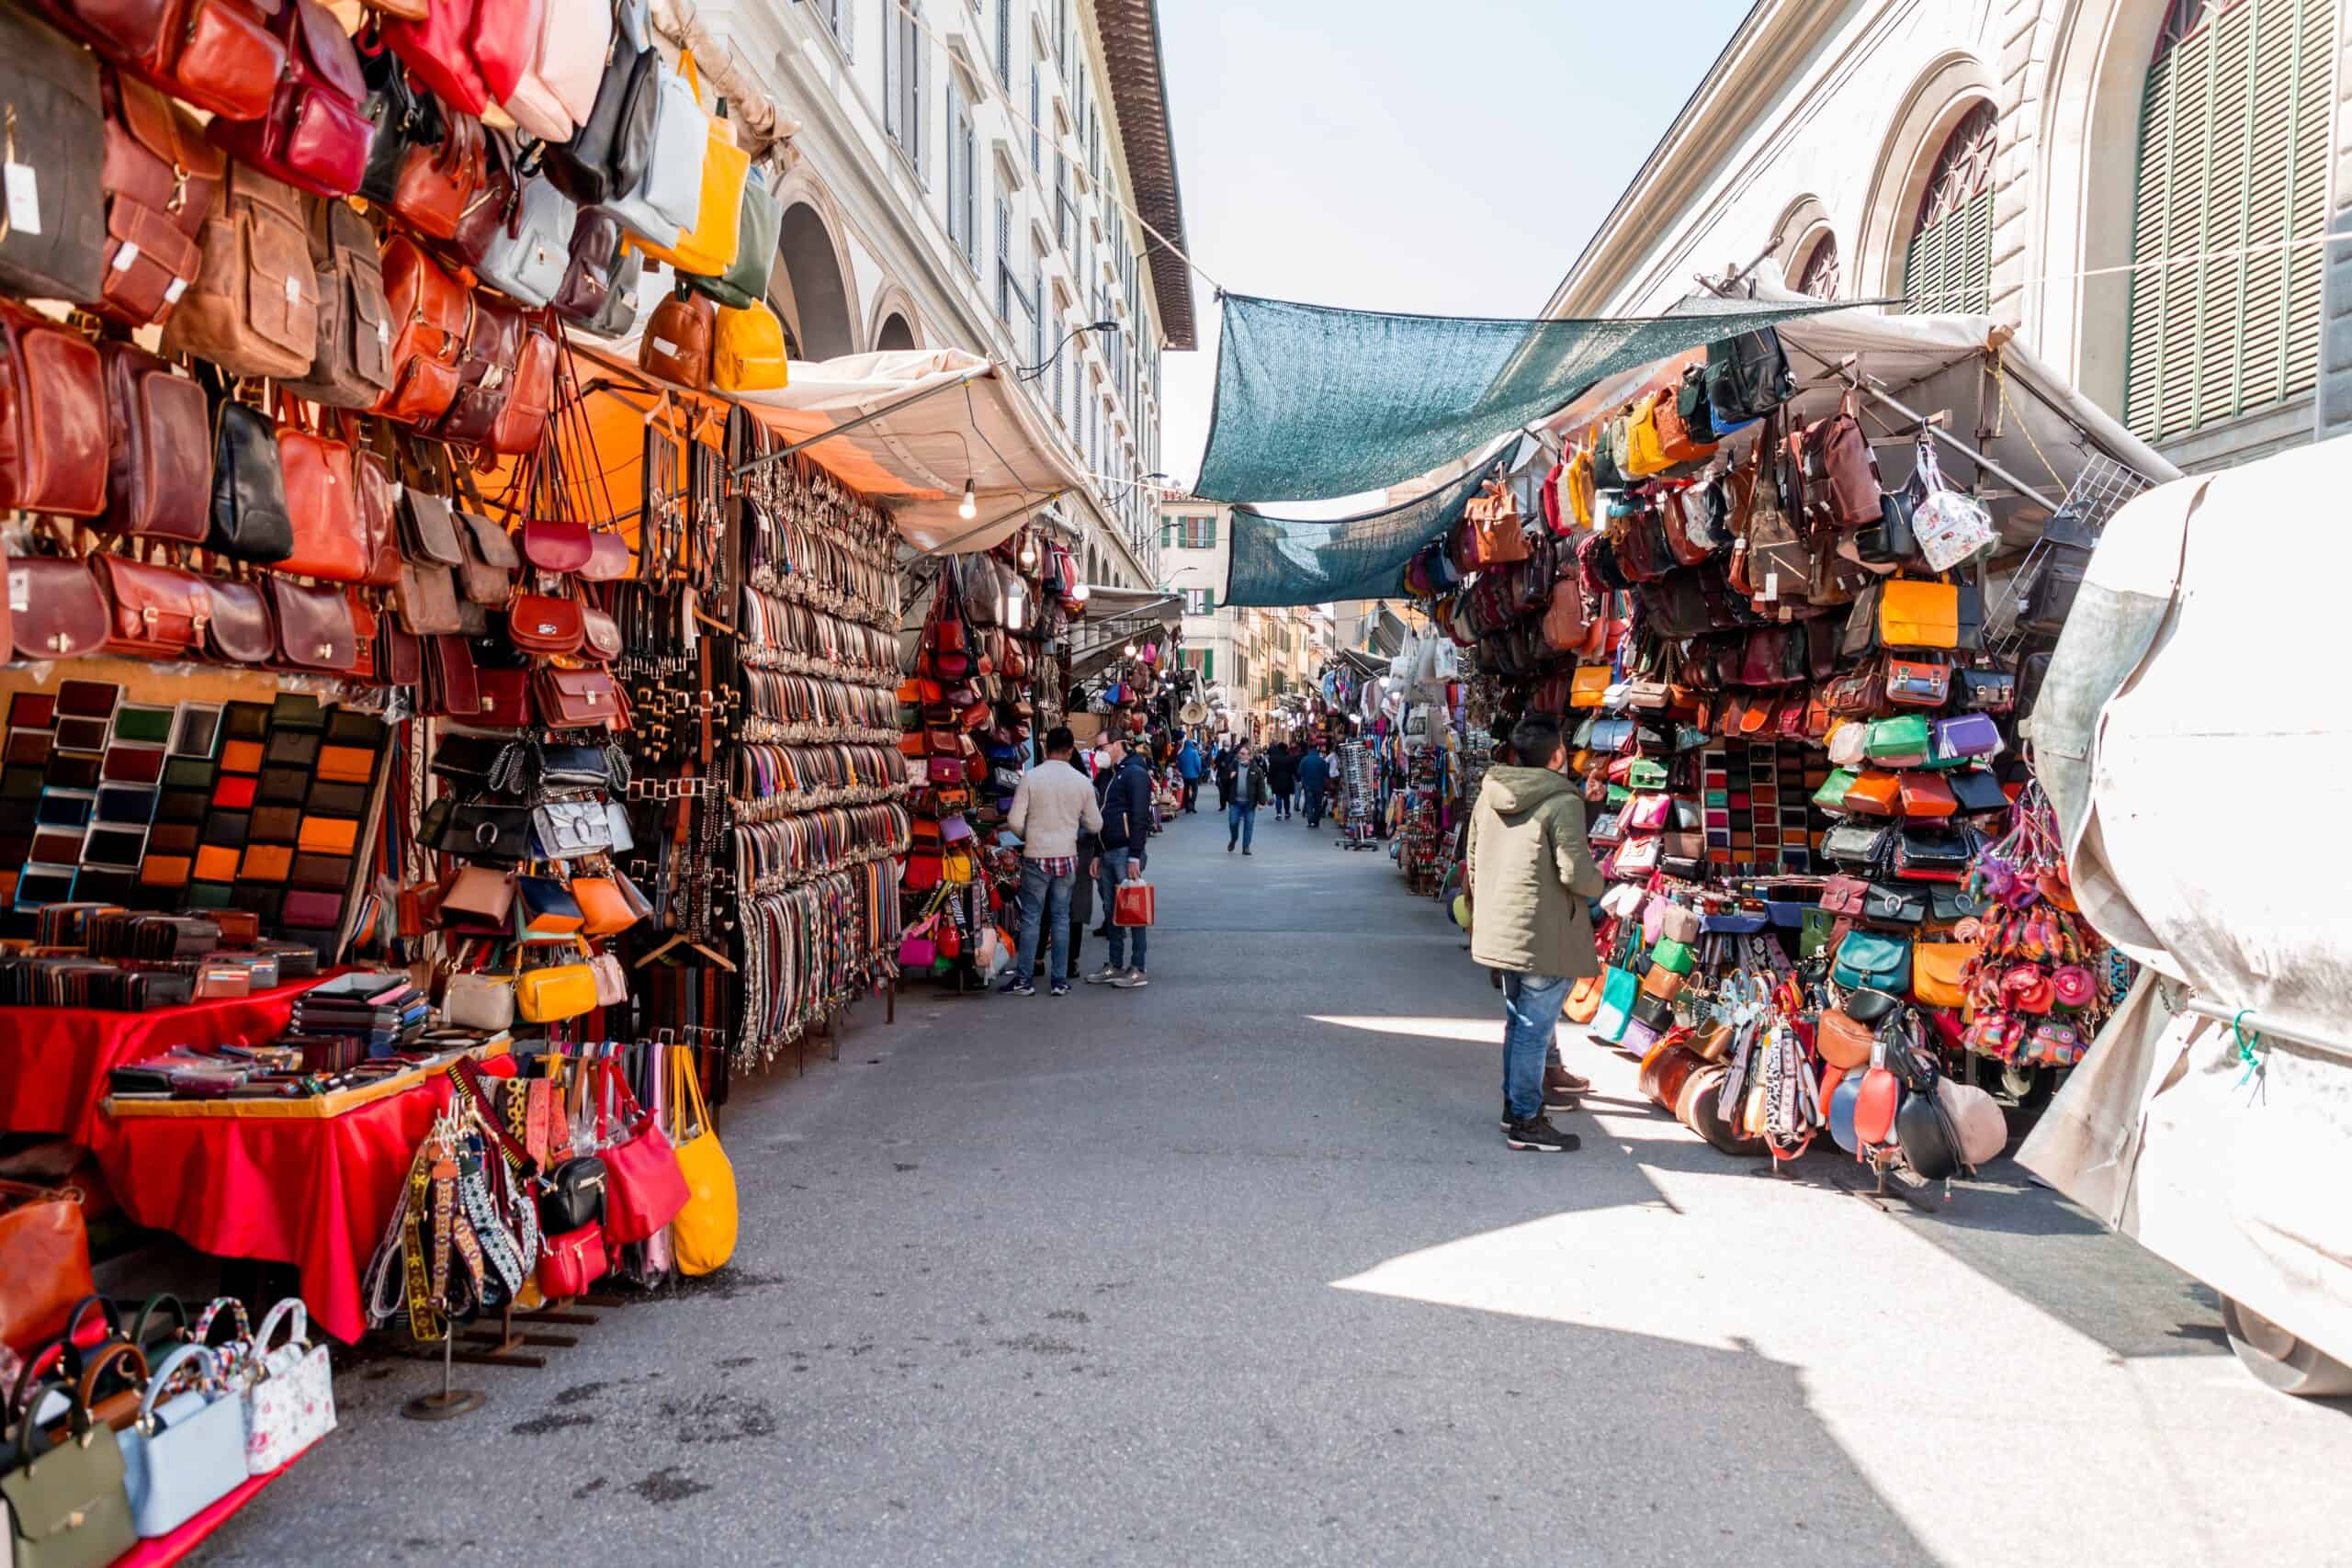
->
[1149,0,1761,501]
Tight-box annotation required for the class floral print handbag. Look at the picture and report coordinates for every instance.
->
[245,1297,337,1473]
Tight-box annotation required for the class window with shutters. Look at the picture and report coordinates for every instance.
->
[994,198,1013,321]
[994,0,1012,84]
[886,2,927,177]
[1795,232,1842,300]
[946,84,977,265]
[1183,589,1214,615]
[2126,0,2335,442]
[1901,104,1996,317]
[1028,66,1041,175]
[815,0,851,55]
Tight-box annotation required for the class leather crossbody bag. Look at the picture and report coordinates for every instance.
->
[162,161,318,379]
[206,0,373,197]
[95,72,225,331]
[0,299,108,520]
[98,343,212,544]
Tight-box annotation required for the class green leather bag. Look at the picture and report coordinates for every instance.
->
[687,167,782,311]
[3,1383,138,1568]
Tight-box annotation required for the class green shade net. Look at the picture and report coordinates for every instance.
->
[1193,291,1871,503]
[1223,462,1495,608]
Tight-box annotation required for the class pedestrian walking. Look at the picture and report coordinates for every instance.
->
[999,728,1102,998]
[1219,740,1270,854]
[1084,735,1154,987]
[1465,715,1602,1151]
[1297,740,1332,829]
[1210,740,1234,810]
[1267,741,1299,821]
[1176,735,1203,814]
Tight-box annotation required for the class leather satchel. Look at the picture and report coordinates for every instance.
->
[521,518,593,574]
[98,341,210,538]
[95,71,225,330]
[45,0,285,122]
[457,511,519,604]
[639,287,716,388]
[285,197,396,408]
[396,560,464,635]
[201,576,274,664]
[0,8,107,304]
[95,554,208,659]
[265,576,358,673]
[274,417,371,581]
[373,234,469,424]
[507,592,584,654]
[7,555,108,660]
[535,666,624,730]
[0,300,109,519]
[390,110,487,242]
[206,0,374,197]
[161,162,319,379]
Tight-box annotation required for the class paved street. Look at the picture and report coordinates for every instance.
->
[209,804,2352,1568]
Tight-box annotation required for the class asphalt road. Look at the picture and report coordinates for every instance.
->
[203,795,2352,1567]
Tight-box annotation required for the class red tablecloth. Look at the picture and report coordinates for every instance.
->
[93,1079,454,1347]
[0,980,319,1145]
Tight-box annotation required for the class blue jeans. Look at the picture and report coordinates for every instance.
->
[1099,849,1148,971]
[1013,859,1073,984]
[1501,972,1572,1121]
[1227,801,1257,848]
[1302,783,1326,826]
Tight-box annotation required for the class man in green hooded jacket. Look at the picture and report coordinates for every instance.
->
[1465,715,1605,1151]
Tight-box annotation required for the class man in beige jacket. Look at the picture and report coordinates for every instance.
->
[1002,727,1102,998]
[1466,716,1606,1151]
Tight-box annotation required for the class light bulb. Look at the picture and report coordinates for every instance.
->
[1072,581,1091,604]
[1020,538,1037,567]
[1124,641,1136,657]
[957,479,978,522]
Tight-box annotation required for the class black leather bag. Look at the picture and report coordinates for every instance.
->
[1956,668,2015,712]
[538,1155,606,1232]
[438,802,532,865]
[1898,1089,1964,1180]
[1704,326,1795,425]
[1861,882,1928,928]
[541,8,657,207]
[2019,552,2087,637]
[1857,489,1917,565]
[1948,770,2009,815]
[356,43,443,207]
[208,398,295,562]
[0,8,107,302]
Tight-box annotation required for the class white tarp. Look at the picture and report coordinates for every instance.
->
[2019,436,2352,1368]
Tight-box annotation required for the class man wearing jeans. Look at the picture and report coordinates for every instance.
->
[1000,728,1101,998]
[1465,715,1604,1151]
[1084,735,1154,987]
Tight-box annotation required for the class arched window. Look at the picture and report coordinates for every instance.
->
[1795,232,1842,300]
[1902,103,1996,316]
[2125,0,2335,443]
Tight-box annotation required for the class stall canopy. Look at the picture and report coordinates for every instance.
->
[1191,289,1865,504]
[1069,587,1182,682]
[571,340,1089,556]
[1221,457,1498,607]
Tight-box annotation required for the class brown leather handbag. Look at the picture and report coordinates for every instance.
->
[437,290,525,447]
[97,342,211,544]
[204,0,374,198]
[274,408,371,582]
[351,439,403,589]
[161,161,319,378]
[391,110,487,242]
[456,511,518,604]
[396,558,465,635]
[94,552,209,659]
[0,301,108,520]
[95,70,225,330]
[43,0,286,123]
[286,197,396,408]
[372,234,469,424]
[266,575,357,672]
[0,8,107,304]
[535,666,624,729]
[6,555,108,660]
[200,575,274,664]
[0,1179,94,1353]
[487,320,558,457]
[506,592,583,654]
[639,287,715,388]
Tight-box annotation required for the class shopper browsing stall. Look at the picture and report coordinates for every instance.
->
[1001,728,1102,998]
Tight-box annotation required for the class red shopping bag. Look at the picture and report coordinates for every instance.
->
[1113,876,1156,928]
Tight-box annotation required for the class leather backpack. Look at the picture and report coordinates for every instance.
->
[640,287,715,388]
[94,71,225,331]
[356,45,443,207]
[552,209,627,325]
[207,0,375,197]
[275,404,371,582]
[477,172,579,309]
[205,392,294,562]
[688,166,782,310]
[436,292,526,447]
[285,196,397,409]
[582,247,644,340]
[605,34,705,249]
[0,300,107,519]
[161,162,320,379]
[1803,393,1882,529]
[1705,325,1796,426]
[97,342,211,544]
[714,301,789,392]
[0,8,107,303]
[372,233,469,424]
[633,51,746,278]
[487,321,557,456]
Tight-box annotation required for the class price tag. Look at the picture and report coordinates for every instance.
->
[163,276,187,305]
[1764,571,1780,600]
[283,272,301,306]
[4,164,40,237]
[111,241,141,274]
[8,570,28,614]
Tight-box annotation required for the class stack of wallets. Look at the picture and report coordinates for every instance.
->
[0,958,195,1010]
[83,912,221,962]
[288,971,429,1058]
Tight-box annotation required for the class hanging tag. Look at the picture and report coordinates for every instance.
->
[163,276,187,305]
[7,569,27,614]
[283,272,300,306]
[4,164,39,236]
[1763,570,1780,601]
[110,241,141,274]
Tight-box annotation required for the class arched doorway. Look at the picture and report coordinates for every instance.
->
[876,313,917,353]
[776,203,855,361]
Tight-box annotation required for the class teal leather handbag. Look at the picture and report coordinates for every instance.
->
[1590,966,1640,1043]
[1831,931,1913,994]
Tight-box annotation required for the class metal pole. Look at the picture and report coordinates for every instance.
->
[2178,997,2352,1069]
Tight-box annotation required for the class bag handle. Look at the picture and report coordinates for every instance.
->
[252,1297,311,1362]
[137,1343,219,1430]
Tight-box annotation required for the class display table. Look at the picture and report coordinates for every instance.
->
[92,1077,457,1346]
[0,979,322,1145]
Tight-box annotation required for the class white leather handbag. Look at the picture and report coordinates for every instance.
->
[119,1344,251,1537]
[445,970,516,1031]
[501,0,613,141]
[478,175,578,308]
[605,28,705,248]
[244,1299,336,1473]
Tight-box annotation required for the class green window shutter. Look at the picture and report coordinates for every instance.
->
[1204,518,1217,547]
[1203,650,1214,681]
[2127,0,2335,442]
[1902,191,1992,318]
[1202,589,1214,611]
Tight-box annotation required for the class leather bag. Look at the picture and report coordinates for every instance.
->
[385,0,491,117]
[390,110,486,242]
[1816,1008,1875,1071]
[501,0,609,141]
[1911,942,1976,1009]
[161,162,319,379]
[0,8,107,304]
[633,51,745,276]
[543,0,656,208]
[274,414,370,581]
[95,554,208,659]
[595,1060,689,1244]
[456,510,518,604]
[507,592,583,654]
[45,0,285,124]
[605,32,703,248]
[202,398,288,563]
[372,234,469,423]
[8,555,107,660]
[118,1342,246,1538]
[485,319,556,456]
[668,1053,736,1276]
[1832,930,1913,992]
[95,71,225,330]
[435,290,526,446]
[266,576,357,672]
[553,208,627,325]
[477,173,577,309]
[534,666,624,729]
[639,287,716,388]
[714,300,790,391]
[96,344,209,545]
[207,0,374,197]
[0,1180,95,1352]
[471,0,544,106]
[689,165,781,310]
[2,1374,138,1568]
[1879,578,1959,649]
[0,300,109,519]
[539,1155,605,1233]
[285,197,395,408]
[537,1224,606,1299]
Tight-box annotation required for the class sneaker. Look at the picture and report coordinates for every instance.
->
[1544,1088,1582,1114]
[1547,1063,1592,1096]
[998,977,1036,998]
[1082,964,1123,986]
[1112,968,1150,988]
[1243,848,1253,855]
[1503,1116,1579,1153]
[1227,841,1236,852]
[1049,981,1071,998]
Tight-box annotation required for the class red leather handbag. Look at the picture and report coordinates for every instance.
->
[595,1062,688,1246]
[486,321,557,457]
[385,0,490,116]
[94,553,208,660]
[95,71,225,330]
[351,442,404,589]
[470,0,543,104]
[0,299,108,519]
[208,0,374,197]
[435,291,524,448]
[390,112,486,242]
[372,235,469,424]
[537,1224,606,1299]
[505,592,582,654]
[44,0,286,122]
[520,517,592,574]
[200,575,274,664]
[97,342,211,544]
[533,667,623,729]
[7,555,107,660]
[266,576,358,672]
[477,666,531,728]
[274,410,371,581]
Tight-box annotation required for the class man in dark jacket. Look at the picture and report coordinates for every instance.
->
[1466,715,1604,1152]
[1217,741,1271,853]
[1210,741,1235,809]
[1083,736,1154,988]
[1297,741,1333,829]
[1266,742,1299,820]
